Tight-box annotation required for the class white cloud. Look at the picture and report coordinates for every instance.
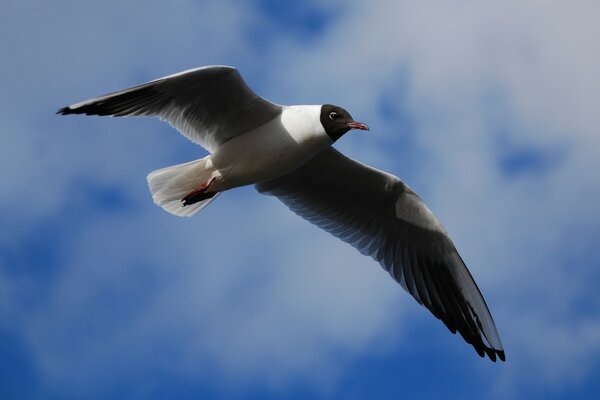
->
[257,0,600,391]
[20,195,404,393]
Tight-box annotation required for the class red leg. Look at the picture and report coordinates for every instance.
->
[181,177,216,206]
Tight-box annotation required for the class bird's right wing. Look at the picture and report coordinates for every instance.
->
[257,148,505,361]
[58,66,282,153]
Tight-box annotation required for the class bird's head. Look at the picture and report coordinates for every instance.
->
[320,104,369,142]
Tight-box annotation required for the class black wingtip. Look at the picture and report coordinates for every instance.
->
[481,347,505,362]
[497,350,506,362]
[57,106,72,115]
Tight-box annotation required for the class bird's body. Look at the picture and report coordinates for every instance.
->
[209,105,331,192]
[58,65,505,361]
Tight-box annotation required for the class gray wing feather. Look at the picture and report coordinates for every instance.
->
[58,66,282,152]
[257,148,505,361]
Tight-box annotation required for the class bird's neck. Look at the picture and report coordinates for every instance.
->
[281,105,332,145]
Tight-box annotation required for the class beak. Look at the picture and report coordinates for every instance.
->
[347,121,369,131]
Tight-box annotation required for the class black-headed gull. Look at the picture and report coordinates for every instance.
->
[58,66,505,361]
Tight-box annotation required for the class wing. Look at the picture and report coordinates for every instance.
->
[256,148,505,361]
[57,66,282,152]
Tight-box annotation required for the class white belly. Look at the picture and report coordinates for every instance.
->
[208,112,332,192]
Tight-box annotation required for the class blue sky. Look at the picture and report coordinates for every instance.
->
[2,1,600,399]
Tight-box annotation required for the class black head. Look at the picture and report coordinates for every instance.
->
[320,104,369,142]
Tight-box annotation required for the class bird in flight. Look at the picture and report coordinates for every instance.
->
[58,65,505,361]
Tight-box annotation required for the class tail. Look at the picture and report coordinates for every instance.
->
[147,157,220,217]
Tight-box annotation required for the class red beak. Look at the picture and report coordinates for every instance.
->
[347,121,369,131]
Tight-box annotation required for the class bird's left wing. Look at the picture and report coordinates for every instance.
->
[256,148,505,361]
[58,66,282,152]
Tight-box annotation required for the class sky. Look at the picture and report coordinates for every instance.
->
[1,0,600,399]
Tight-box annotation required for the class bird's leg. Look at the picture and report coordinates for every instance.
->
[181,177,216,207]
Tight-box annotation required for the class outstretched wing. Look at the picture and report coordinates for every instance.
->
[58,66,282,152]
[257,148,505,361]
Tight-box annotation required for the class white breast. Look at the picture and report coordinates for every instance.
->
[208,105,332,191]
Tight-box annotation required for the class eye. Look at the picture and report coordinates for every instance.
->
[328,111,339,120]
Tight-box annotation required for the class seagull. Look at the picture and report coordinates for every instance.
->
[58,65,505,361]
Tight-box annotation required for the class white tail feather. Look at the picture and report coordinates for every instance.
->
[147,157,220,217]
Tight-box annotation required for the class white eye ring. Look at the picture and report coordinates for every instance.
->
[328,112,338,120]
